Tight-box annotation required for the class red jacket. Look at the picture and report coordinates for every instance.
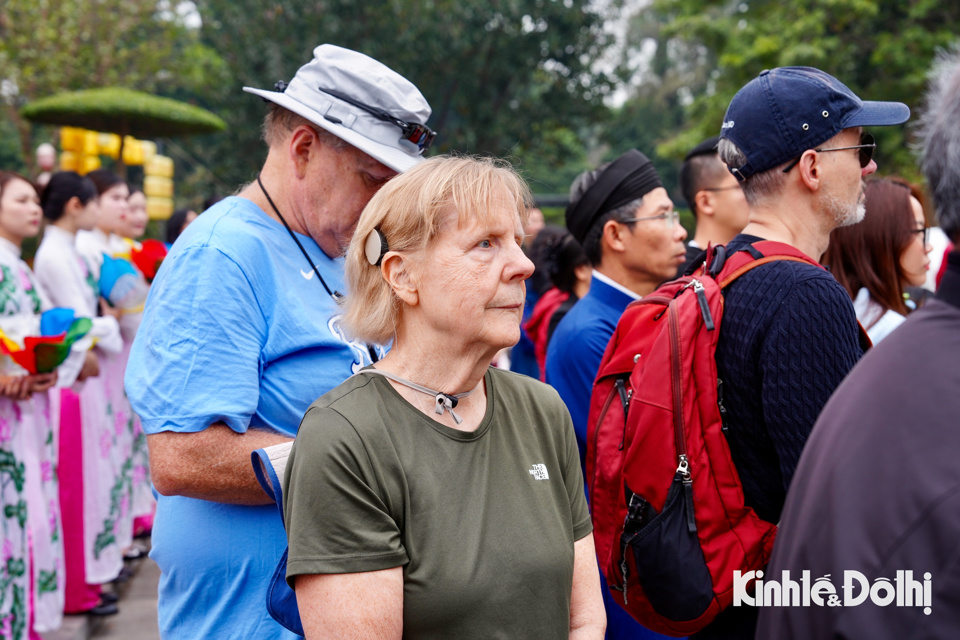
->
[524,287,568,381]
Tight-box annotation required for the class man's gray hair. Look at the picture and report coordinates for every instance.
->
[916,46,960,243]
[261,103,347,151]
[717,138,788,206]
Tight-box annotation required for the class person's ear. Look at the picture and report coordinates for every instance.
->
[602,219,629,254]
[574,262,593,284]
[695,190,716,218]
[288,125,318,179]
[64,196,83,217]
[797,150,823,192]
[381,251,418,307]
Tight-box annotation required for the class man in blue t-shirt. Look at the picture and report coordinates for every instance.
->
[125,45,434,639]
[546,149,687,640]
[695,67,911,639]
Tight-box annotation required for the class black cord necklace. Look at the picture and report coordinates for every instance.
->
[354,369,475,424]
[257,174,342,302]
[256,174,379,363]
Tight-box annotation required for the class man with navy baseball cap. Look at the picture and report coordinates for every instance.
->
[758,51,960,640]
[691,67,909,639]
[127,45,434,639]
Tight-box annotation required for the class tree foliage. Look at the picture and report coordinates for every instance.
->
[618,0,960,184]
[174,0,622,198]
[603,82,687,207]
[2,0,955,208]
[21,88,226,137]
[0,0,226,170]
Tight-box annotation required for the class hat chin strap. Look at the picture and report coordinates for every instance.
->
[353,369,475,424]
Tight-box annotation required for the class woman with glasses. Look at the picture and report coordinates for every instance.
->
[893,180,938,311]
[822,178,933,344]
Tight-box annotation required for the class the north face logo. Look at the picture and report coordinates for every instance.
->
[529,464,549,480]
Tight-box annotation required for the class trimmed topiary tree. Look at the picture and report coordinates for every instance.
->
[20,87,226,172]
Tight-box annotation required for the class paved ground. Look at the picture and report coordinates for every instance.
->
[90,558,161,640]
[44,555,161,640]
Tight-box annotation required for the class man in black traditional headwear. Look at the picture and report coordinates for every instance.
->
[545,149,685,640]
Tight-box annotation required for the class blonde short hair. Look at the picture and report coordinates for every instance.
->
[343,155,532,344]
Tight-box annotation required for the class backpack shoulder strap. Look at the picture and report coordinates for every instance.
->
[719,255,813,289]
[710,240,873,349]
[713,240,821,289]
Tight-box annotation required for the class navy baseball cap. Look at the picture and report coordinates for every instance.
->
[719,67,910,181]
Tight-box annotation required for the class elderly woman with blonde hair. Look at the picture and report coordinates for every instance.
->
[282,155,605,639]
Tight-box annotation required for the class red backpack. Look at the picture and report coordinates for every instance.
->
[585,241,821,636]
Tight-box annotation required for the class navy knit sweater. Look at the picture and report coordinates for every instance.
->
[715,235,864,524]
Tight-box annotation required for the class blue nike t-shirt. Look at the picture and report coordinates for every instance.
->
[126,196,373,639]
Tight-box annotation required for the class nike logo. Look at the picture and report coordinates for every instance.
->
[300,269,315,280]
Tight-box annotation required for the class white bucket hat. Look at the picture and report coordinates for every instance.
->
[244,44,434,173]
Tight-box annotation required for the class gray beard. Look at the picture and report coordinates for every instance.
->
[824,193,865,228]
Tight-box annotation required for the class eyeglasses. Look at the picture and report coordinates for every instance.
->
[912,226,930,246]
[782,133,876,173]
[621,210,680,229]
[319,87,437,153]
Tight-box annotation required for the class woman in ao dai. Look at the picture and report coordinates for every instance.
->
[0,172,78,637]
[34,172,123,615]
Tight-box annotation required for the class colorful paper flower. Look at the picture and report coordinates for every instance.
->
[0,308,93,374]
[130,239,168,282]
[100,253,148,310]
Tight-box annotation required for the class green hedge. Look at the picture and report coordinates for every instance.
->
[21,88,226,137]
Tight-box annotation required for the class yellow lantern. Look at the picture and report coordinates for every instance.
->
[98,133,122,159]
[144,175,174,199]
[145,155,174,179]
[59,127,83,153]
[141,140,157,163]
[122,137,144,166]
[146,196,174,220]
[82,130,99,156]
[78,154,102,175]
[60,151,78,171]
[143,153,174,215]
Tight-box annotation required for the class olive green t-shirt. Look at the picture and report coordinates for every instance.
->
[284,366,592,639]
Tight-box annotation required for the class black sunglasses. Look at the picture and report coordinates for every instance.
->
[319,87,437,153]
[782,133,876,173]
